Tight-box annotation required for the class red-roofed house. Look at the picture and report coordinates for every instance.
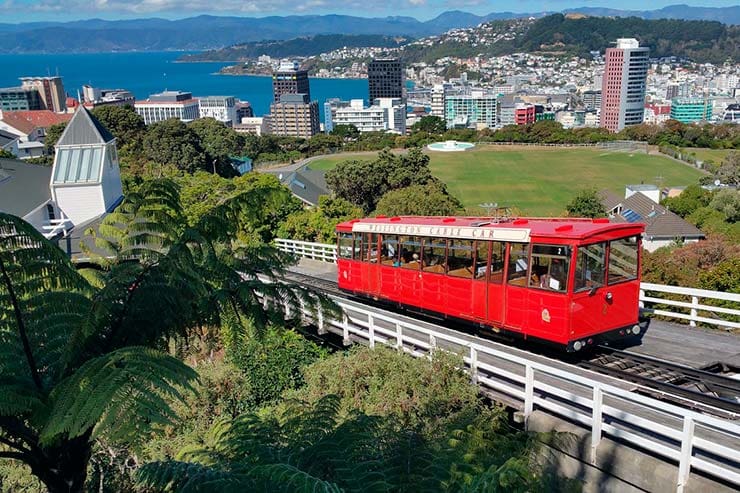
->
[0,110,73,140]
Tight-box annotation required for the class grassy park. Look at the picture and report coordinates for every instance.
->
[682,148,733,164]
[306,146,705,216]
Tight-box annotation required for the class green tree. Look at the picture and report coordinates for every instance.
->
[375,183,464,216]
[663,184,711,218]
[565,189,606,218]
[229,328,327,409]
[176,171,302,243]
[138,348,578,492]
[412,116,447,134]
[142,119,209,173]
[0,211,196,492]
[43,122,67,156]
[0,148,15,159]
[716,151,740,187]
[325,159,387,213]
[277,195,363,243]
[189,117,245,176]
[91,105,146,157]
[325,148,438,213]
[330,124,360,140]
[0,179,329,491]
[709,188,740,223]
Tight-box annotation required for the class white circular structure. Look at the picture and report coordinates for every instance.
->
[427,140,475,152]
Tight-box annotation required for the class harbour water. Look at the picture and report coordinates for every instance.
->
[0,51,369,119]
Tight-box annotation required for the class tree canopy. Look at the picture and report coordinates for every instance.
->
[564,189,606,218]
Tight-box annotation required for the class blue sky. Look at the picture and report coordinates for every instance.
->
[0,0,736,23]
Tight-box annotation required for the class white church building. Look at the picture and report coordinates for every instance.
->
[0,106,123,245]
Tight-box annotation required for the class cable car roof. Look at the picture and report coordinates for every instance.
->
[336,216,645,242]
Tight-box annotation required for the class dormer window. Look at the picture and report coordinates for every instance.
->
[53,147,103,184]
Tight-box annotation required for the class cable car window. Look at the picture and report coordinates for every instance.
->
[380,235,399,266]
[474,241,489,280]
[507,243,530,285]
[352,233,363,260]
[422,237,447,274]
[399,235,421,270]
[338,233,354,259]
[608,236,639,284]
[448,239,474,278]
[489,241,506,284]
[529,244,570,292]
[366,233,379,263]
[574,243,606,292]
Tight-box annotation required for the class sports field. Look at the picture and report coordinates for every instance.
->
[683,148,733,164]
[306,146,705,216]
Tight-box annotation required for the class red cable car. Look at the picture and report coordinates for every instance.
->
[336,216,648,352]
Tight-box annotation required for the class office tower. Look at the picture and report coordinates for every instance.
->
[600,38,649,132]
[272,60,310,103]
[270,94,320,139]
[198,96,237,125]
[368,58,404,101]
[19,76,66,112]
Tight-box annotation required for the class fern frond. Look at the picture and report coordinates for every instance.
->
[41,347,197,445]
[136,460,254,493]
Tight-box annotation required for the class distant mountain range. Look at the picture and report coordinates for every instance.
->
[0,4,738,53]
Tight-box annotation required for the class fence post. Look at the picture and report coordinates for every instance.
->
[342,313,350,346]
[317,308,326,335]
[368,314,375,348]
[396,323,403,349]
[470,347,478,384]
[677,416,695,493]
[639,288,645,309]
[591,386,603,464]
[690,296,699,328]
[524,365,534,427]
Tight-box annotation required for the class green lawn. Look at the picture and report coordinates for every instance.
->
[430,147,704,215]
[302,147,705,216]
[306,153,377,171]
[682,148,733,164]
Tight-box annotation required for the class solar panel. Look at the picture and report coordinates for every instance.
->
[622,208,642,223]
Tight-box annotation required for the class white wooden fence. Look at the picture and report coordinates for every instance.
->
[275,238,740,331]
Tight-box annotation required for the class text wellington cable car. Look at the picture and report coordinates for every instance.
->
[336,216,648,352]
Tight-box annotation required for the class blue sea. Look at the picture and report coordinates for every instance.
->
[0,51,369,119]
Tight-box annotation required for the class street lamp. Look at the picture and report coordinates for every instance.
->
[479,202,498,216]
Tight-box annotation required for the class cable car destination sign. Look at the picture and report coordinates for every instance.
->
[352,221,531,242]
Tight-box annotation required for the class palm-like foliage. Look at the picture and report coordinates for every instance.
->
[138,395,578,493]
[0,178,332,492]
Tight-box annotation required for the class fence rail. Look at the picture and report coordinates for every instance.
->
[279,287,740,492]
[275,238,740,331]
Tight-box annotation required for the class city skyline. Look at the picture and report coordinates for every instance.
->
[0,1,737,23]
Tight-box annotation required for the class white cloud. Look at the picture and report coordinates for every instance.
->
[6,0,435,16]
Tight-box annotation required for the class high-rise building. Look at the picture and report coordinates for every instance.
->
[0,86,42,111]
[19,76,66,113]
[600,38,649,132]
[324,98,351,133]
[430,84,451,119]
[582,90,602,111]
[331,98,406,134]
[198,96,237,125]
[270,94,320,139]
[670,98,713,123]
[272,60,310,103]
[444,93,498,129]
[134,91,199,125]
[368,58,404,102]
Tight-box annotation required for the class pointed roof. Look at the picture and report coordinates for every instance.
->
[56,106,115,146]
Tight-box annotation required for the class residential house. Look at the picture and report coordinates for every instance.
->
[599,187,705,252]
[0,107,123,251]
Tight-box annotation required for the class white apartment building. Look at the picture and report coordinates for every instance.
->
[332,98,406,134]
[134,91,199,125]
[198,96,237,125]
[444,92,498,129]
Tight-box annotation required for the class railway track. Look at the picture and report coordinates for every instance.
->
[279,270,740,419]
